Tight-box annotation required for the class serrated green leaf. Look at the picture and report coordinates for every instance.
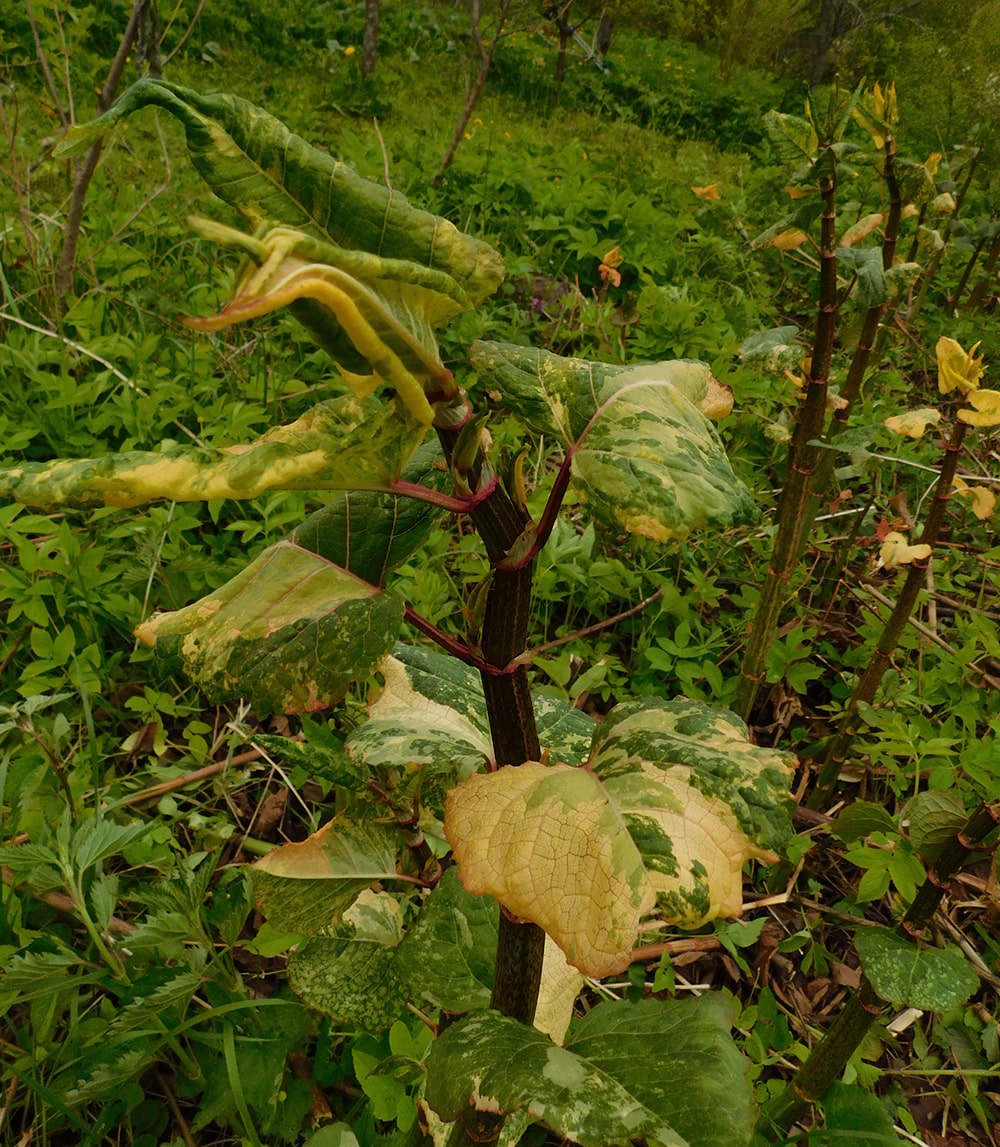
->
[0,393,427,512]
[855,928,979,1011]
[137,540,403,714]
[252,816,401,934]
[289,890,408,1031]
[446,699,794,976]
[469,342,756,542]
[830,800,898,844]
[905,790,967,857]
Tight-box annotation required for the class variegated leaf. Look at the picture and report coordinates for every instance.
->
[0,393,427,512]
[348,642,595,781]
[288,890,409,1031]
[426,997,749,1147]
[252,816,401,934]
[469,342,756,543]
[136,540,403,714]
[445,699,794,976]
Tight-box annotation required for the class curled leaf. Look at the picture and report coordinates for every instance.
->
[769,228,810,251]
[691,183,721,200]
[839,213,883,247]
[952,479,996,520]
[937,337,987,395]
[957,388,1000,427]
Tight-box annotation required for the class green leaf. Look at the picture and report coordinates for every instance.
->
[565,996,753,1147]
[836,247,887,309]
[54,80,504,304]
[830,800,898,844]
[904,790,967,858]
[289,890,408,1031]
[762,111,818,163]
[136,540,404,714]
[288,443,447,587]
[738,326,802,374]
[0,393,427,512]
[426,996,750,1147]
[445,699,794,976]
[469,342,757,542]
[821,1081,901,1143]
[252,815,401,934]
[251,734,367,791]
[396,867,497,1012]
[854,928,979,1011]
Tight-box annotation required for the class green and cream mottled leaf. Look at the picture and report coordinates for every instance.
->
[348,643,594,777]
[739,326,802,374]
[590,699,795,926]
[425,1009,688,1147]
[288,890,408,1031]
[397,867,498,1013]
[469,341,756,542]
[0,394,427,512]
[855,928,979,1012]
[251,816,401,934]
[565,995,753,1147]
[54,80,504,303]
[445,761,653,977]
[251,734,367,791]
[396,869,583,1041]
[445,699,794,975]
[136,540,403,714]
[288,442,447,588]
[762,110,818,163]
[836,246,887,310]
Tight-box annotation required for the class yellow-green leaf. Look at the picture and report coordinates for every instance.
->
[884,408,941,438]
[880,531,932,568]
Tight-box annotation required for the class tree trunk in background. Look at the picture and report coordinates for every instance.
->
[363,0,379,76]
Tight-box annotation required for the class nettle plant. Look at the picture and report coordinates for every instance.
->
[4,81,798,1146]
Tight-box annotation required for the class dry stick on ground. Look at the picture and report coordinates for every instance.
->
[432,0,514,188]
[758,798,1000,1138]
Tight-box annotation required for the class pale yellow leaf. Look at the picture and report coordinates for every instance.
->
[957,388,1000,427]
[880,531,932,568]
[884,408,942,438]
[953,480,996,520]
[839,213,884,247]
[770,229,810,250]
[937,337,987,395]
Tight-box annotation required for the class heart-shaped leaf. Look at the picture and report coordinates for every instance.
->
[446,699,794,976]
[469,342,756,543]
[855,927,979,1011]
[426,995,752,1147]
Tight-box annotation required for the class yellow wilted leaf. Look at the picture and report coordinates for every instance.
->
[839,213,884,247]
[937,337,987,395]
[880,531,932,568]
[931,192,956,214]
[785,185,813,199]
[901,203,920,219]
[691,183,720,200]
[957,388,1000,426]
[925,152,942,175]
[770,229,810,250]
[953,478,996,521]
[884,407,942,438]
